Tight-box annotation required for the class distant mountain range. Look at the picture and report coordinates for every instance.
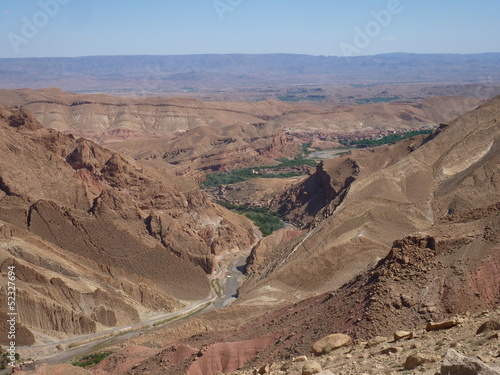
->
[1,53,500,92]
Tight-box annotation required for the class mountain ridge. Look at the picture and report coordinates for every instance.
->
[2,53,500,92]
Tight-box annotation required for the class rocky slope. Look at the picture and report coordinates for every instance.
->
[0,89,483,174]
[82,94,500,374]
[0,106,255,342]
[222,308,500,375]
[3,95,500,374]
[273,134,429,228]
[21,300,498,374]
[111,122,300,176]
[242,95,500,299]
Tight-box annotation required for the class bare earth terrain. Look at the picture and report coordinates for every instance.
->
[0,106,255,347]
[0,87,498,374]
[0,88,483,176]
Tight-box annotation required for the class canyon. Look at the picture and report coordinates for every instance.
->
[0,89,498,374]
[0,105,255,347]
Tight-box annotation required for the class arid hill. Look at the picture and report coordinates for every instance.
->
[0,88,483,174]
[0,89,480,138]
[60,95,500,375]
[2,94,499,374]
[242,95,500,298]
[0,106,255,343]
[273,135,430,227]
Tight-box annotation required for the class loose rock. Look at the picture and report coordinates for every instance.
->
[258,364,270,374]
[404,352,440,370]
[441,348,500,375]
[311,334,352,356]
[378,347,403,356]
[365,336,387,348]
[281,361,293,371]
[302,361,323,375]
[294,355,308,362]
[426,318,463,331]
[394,330,412,340]
[476,320,500,335]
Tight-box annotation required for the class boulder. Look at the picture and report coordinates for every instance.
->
[441,348,500,375]
[404,352,440,370]
[476,320,500,335]
[426,318,463,331]
[311,333,352,355]
[302,361,323,375]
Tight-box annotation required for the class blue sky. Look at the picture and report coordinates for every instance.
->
[1,0,499,58]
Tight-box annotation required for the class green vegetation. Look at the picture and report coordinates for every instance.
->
[211,278,223,298]
[275,155,316,168]
[201,146,316,188]
[287,88,308,94]
[300,141,312,155]
[68,341,85,349]
[277,95,300,102]
[202,168,258,187]
[339,129,432,148]
[240,212,284,237]
[355,96,400,104]
[72,352,112,368]
[218,202,270,213]
[1,351,20,369]
[278,94,328,102]
[306,94,327,101]
[152,316,177,327]
[218,202,284,236]
[202,168,303,188]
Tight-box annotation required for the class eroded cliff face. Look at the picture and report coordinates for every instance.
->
[111,123,302,177]
[103,97,500,375]
[0,106,256,341]
[273,135,428,228]
[0,89,485,177]
[0,89,288,139]
[0,89,482,138]
[241,95,500,303]
[0,223,178,343]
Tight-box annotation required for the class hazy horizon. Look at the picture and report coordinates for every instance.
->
[1,0,499,59]
[3,51,500,60]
